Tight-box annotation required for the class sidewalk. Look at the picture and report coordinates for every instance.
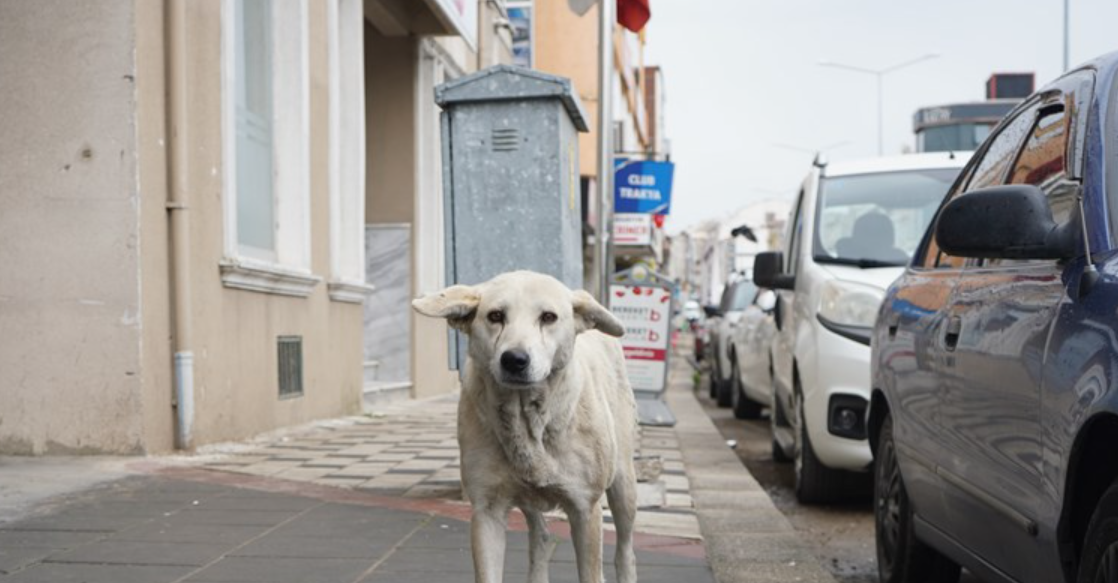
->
[0,352,834,583]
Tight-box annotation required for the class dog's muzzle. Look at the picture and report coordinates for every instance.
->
[500,350,530,374]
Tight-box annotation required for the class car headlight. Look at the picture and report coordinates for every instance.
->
[818,280,885,329]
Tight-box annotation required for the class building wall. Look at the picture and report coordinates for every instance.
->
[534,0,600,178]
[0,1,146,454]
[365,24,417,225]
[135,0,175,453]
[175,1,365,447]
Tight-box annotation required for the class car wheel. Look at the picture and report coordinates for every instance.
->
[793,377,863,504]
[716,353,735,408]
[1077,480,1118,583]
[731,357,762,419]
[708,354,721,399]
[876,414,960,583]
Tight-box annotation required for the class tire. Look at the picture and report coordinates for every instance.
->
[793,378,869,504]
[772,437,791,463]
[708,341,721,399]
[1077,480,1118,583]
[875,414,960,583]
[731,357,763,419]
[716,354,734,408]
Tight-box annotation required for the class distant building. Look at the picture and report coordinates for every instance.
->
[914,72,1034,153]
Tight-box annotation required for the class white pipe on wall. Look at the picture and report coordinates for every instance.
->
[166,0,195,450]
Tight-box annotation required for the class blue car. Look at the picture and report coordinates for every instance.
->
[870,52,1118,583]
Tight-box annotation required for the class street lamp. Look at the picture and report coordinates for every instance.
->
[818,53,940,155]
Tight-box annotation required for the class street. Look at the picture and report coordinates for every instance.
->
[693,370,984,583]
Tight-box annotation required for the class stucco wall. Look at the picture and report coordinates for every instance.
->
[535,0,600,178]
[0,1,144,454]
[178,1,365,447]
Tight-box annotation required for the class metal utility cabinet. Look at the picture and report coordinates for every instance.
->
[436,65,590,291]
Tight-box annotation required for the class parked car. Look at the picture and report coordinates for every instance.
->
[681,299,703,324]
[753,151,967,502]
[728,288,777,419]
[870,55,1118,583]
[705,278,758,407]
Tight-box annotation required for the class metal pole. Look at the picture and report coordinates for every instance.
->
[1063,0,1070,71]
[876,73,884,156]
[595,0,613,301]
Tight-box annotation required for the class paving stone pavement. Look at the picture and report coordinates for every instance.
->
[190,394,702,541]
[0,348,837,582]
[0,473,714,583]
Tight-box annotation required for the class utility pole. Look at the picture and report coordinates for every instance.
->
[1063,0,1070,71]
[595,0,613,301]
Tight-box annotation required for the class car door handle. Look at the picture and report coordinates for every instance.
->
[944,316,962,351]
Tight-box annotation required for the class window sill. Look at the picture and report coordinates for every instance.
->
[219,258,322,297]
[328,279,376,304]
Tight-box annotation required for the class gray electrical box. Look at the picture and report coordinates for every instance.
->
[436,65,589,291]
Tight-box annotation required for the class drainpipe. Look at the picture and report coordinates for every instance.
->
[166,0,195,450]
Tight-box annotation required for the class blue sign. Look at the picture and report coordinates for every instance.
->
[614,160,674,215]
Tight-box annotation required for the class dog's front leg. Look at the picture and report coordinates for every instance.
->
[522,508,554,583]
[472,501,511,583]
[565,497,604,583]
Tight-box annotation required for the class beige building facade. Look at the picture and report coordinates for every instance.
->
[0,0,511,455]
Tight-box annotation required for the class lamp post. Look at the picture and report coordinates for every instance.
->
[1064,0,1070,71]
[818,54,939,155]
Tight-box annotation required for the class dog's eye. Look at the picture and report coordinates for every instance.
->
[487,311,505,324]
[540,311,558,324]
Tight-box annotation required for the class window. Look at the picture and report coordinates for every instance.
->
[234,0,274,257]
[918,102,1040,270]
[326,0,371,303]
[220,0,318,296]
[813,168,959,267]
[965,103,1040,192]
[1008,105,1076,225]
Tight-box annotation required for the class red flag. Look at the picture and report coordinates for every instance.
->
[617,0,650,32]
[652,214,665,228]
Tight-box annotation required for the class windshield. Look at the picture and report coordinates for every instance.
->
[813,168,960,267]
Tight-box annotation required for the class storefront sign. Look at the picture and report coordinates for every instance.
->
[610,284,672,393]
[614,160,674,215]
[613,213,652,246]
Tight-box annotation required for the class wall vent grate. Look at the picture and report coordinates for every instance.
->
[491,128,520,152]
[277,335,304,399]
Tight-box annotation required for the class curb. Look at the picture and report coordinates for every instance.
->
[666,361,837,583]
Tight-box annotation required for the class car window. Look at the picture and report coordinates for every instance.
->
[731,281,757,311]
[1009,104,1076,225]
[918,101,1041,269]
[965,103,1040,192]
[813,168,959,267]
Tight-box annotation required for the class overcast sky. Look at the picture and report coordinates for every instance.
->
[643,1,1118,233]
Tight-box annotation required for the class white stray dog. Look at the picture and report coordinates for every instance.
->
[412,271,638,583]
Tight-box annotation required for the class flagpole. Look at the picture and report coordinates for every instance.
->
[595,0,613,301]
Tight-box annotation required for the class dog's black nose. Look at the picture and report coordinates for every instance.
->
[500,350,530,373]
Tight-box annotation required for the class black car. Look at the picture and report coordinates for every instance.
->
[870,52,1118,583]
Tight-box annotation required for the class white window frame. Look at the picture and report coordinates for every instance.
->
[220,0,319,297]
[327,0,374,303]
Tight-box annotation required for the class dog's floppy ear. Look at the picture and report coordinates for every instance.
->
[571,289,625,337]
[412,285,480,332]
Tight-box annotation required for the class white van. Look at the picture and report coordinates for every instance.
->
[753,152,968,503]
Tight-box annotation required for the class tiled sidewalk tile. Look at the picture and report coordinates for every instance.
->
[4,563,194,583]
